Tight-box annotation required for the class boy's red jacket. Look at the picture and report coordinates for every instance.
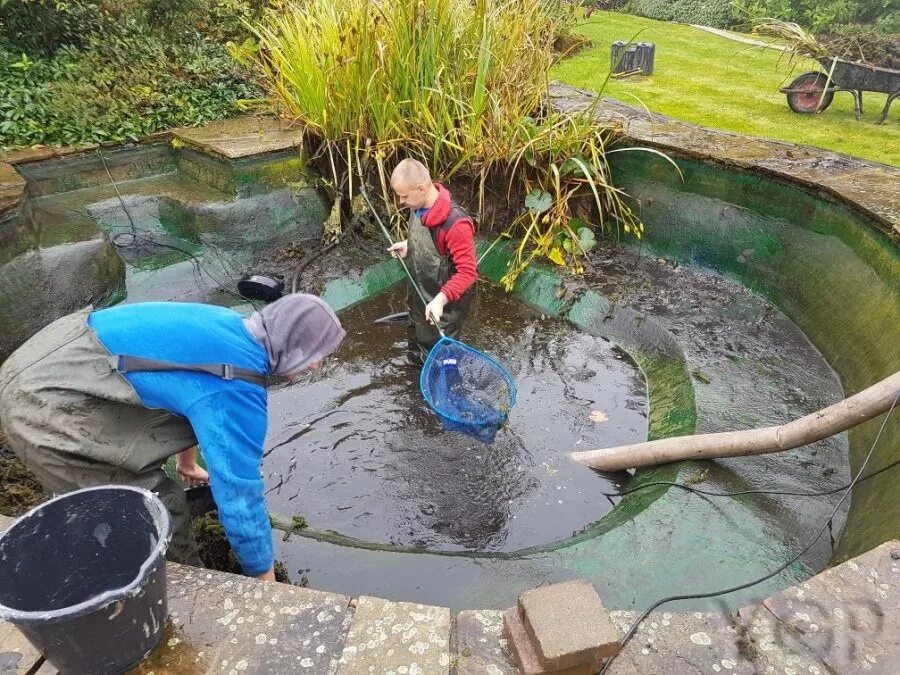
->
[420,183,477,302]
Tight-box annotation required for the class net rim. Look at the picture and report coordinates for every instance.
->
[418,335,517,428]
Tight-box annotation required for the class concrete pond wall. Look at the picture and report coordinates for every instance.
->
[600,117,899,564]
[0,100,898,671]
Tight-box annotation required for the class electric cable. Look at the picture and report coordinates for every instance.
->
[93,150,262,309]
[598,392,899,673]
[603,455,900,500]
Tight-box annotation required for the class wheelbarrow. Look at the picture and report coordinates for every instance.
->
[780,56,900,124]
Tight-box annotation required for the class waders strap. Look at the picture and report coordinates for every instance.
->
[109,355,269,387]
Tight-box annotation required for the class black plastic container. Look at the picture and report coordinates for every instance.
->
[0,485,171,674]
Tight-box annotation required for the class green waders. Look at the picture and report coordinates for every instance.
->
[405,208,475,364]
[0,309,202,566]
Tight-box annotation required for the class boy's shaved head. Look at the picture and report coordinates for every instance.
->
[391,158,431,188]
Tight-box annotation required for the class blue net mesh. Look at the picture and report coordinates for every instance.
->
[419,336,517,442]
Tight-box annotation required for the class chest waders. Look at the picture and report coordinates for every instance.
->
[0,309,267,569]
[405,205,475,363]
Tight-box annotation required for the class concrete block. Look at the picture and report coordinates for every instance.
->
[503,607,594,675]
[519,579,620,670]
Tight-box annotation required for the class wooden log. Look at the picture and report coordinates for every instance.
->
[571,370,900,471]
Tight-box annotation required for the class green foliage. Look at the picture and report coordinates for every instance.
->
[0,0,111,56]
[145,0,273,44]
[0,0,264,149]
[732,0,900,34]
[626,0,735,27]
[0,23,263,149]
[876,11,900,33]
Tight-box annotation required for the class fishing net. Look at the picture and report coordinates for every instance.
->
[419,336,517,442]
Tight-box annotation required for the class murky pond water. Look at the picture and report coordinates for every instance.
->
[265,285,647,553]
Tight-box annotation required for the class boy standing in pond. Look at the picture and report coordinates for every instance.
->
[387,159,478,365]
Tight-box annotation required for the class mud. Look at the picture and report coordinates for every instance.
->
[0,445,47,517]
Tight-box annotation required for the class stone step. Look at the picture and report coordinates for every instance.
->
[453,609,517,675]
[336,595,451,675]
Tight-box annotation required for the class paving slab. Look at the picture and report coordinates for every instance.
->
[129,564,353,674]
[453,610,516,675]
[0,619,43,675]
[174,117,305,160]
[337,595,451,675]
[733,603,845,675]
[519,579,619,669]
[761,539,900,674]
[605,609,754,674]
[0,515,45,675]
[0,163,25,218]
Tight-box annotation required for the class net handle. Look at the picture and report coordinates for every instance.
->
[359,187,446,338]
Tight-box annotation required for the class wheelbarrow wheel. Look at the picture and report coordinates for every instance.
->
[786,72,834,114]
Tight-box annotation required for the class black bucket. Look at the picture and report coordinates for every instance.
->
[0,485,171,674]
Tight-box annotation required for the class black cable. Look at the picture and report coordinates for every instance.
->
[93,149,262,309]
[604,455,900,500]
[599,392,899,673]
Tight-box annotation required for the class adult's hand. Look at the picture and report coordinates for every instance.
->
[176,447,209,485]
[256,567,276,582]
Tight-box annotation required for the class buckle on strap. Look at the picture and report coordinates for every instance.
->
[221,364,234,381]
[111,354,127,373]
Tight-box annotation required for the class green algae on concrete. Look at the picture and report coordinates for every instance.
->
[320,258,406,313]
[13,144,177,198]
[176,145,315,199]
[607,148,900,562]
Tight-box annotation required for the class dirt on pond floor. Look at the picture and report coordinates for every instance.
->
[191,509,304,585]
[0,444,48,517]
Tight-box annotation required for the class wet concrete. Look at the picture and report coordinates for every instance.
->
[582,241,852,569]
[1,149,330,331]
[265,284,648,554]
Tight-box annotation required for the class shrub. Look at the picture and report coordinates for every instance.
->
[0,24,263,149]
[732,0,900,35]
[0,0,119,56]
[626,0,734,27]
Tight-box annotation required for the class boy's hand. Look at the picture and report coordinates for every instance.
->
[387,240,408,259]
[425,292,448,325]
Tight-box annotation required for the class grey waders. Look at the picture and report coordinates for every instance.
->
[405,205,475,364]
[0,309,209,567]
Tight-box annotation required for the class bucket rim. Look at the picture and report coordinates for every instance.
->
[0,484,172,624]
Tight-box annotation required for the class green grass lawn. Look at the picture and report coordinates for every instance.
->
[552,12,900,166]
